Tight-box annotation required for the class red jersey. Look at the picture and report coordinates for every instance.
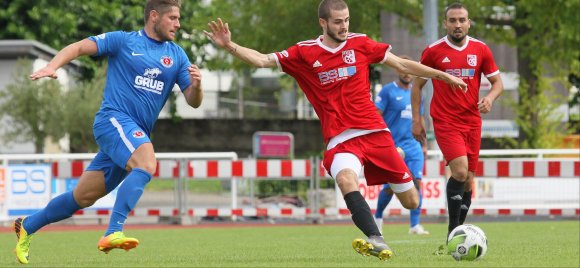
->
[420,36,500,128]
[273,33,390,143]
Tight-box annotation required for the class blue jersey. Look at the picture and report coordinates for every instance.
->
[89,30,191,134]
[375,82,424,153]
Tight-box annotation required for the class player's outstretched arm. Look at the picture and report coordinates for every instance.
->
[183,64,204,108]
[384,52,467,92]
[411,78,427,145]
[204,18,276,68]
[30,39,97,80]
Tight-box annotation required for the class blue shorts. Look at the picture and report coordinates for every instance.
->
[86,111,151,192]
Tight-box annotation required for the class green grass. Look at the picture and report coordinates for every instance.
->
[1,220,578,267]
[146,179,225,193]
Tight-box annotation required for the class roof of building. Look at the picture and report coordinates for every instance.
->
[0,39,81,69]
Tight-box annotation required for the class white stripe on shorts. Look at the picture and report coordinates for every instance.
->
[109,117,136,153]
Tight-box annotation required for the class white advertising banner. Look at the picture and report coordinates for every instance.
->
[4,165,52,217]
[336,178,447,210]
[336,177,580,211]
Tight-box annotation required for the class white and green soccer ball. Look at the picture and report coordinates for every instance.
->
[447,224,488,261]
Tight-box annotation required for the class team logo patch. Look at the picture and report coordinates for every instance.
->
[95,33,106,40]
[160,55,174,68]
[467,54,477,67]
[144,68,162,79]
[132,130,145,138]
[342,49,356,64]
[280,50,289,58]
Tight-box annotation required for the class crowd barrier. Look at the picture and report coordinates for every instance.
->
[0,149,578,224]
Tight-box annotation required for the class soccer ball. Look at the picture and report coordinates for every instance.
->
[447,224,487,261]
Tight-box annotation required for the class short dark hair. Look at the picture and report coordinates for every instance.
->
[318,0,348,20]
[444,2,468,19]
[144,0,182,23]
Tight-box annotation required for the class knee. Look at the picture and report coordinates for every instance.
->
[335,170,358,194]
[451,168,469,181]
[400,188,420,210]
[402,198,420,210]
[133,159,157,175]
[74,192,100,208]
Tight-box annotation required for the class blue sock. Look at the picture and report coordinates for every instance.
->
[105,168,151,236]
[410,191,423,227]
[374,185,393,219]
[23,191,80,234]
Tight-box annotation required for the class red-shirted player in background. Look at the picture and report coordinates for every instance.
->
[411,2,504,247]
[205,0,466,260]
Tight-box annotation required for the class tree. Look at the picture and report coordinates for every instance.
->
[0,59,66,153]
[0,0,205,79]
[63,64,107,152]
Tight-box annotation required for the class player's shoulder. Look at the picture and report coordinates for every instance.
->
[427,37,448,49]
[467,36,491,49]
[380,82,398,94]
[346,32,368,39]
[467,36,488,45]
[296,37,320,47]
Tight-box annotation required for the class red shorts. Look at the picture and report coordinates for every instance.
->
[433,121,481,172]
[323,131,412,186]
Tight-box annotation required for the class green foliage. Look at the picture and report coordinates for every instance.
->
[500,76,570,149]
[0,0,205,79]
[0,59,66,153]
[62,63,107,152]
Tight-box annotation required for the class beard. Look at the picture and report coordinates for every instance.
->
[399,77,411,86]
[449,32,466,43]
[326,25,346,43]
[153,22,172,42]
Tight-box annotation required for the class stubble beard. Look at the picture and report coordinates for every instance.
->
[326,26,346,43]
[154,22,172,42]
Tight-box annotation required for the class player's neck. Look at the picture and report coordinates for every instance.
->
[144,26,162,42]
[446,35,467,47]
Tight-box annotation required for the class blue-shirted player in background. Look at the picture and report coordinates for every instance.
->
[374,55,430,235]
[14,0,203,264]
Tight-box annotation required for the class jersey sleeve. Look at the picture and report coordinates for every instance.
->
[176,47,192,92]
[374,85,390,112]
[362,36,391,64]
[272,44,304,77]
[419,46,435,68]
[481,45,500,77]
[88,31,126,57]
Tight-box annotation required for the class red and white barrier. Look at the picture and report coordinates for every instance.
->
[71,207,579,218]
[423,159,579,178]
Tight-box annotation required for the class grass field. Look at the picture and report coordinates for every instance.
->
[1,220,578,267]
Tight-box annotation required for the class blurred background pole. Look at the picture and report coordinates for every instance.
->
[423,0,438,151]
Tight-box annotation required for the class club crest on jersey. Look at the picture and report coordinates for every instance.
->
[144,68,162,79]
[342,49,356,64]
[132,130,145,138]
[467,54,477,67]
[160,55,174,68]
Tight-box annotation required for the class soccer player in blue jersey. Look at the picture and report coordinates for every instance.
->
[373,56,430,235]
[13,0,203,264]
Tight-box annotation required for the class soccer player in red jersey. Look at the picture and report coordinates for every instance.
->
[411,2,504,241]
[206,0,466,259]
